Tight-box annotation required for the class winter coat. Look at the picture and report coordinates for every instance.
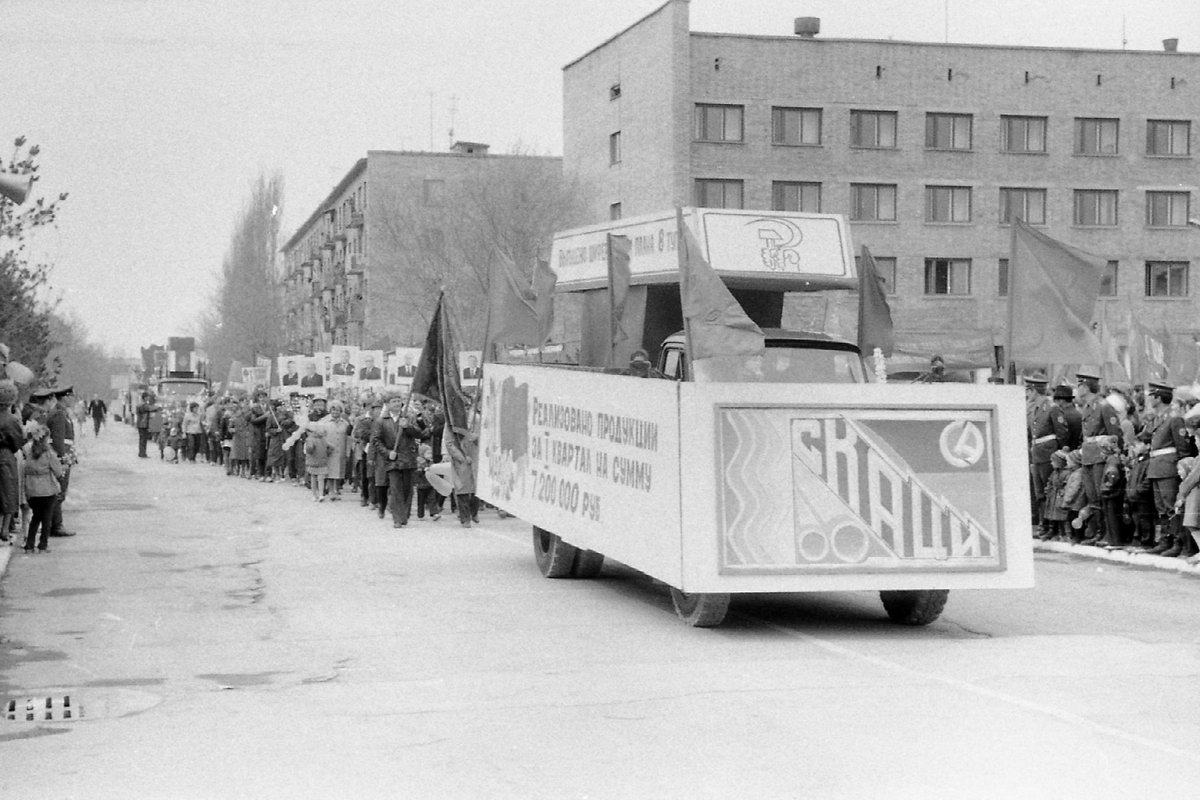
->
[304,434,331,475]
[1062,466,1088,511]
[1044,467,1070,522]
[23,445,64,499]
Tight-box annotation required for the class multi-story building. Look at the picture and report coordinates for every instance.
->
[280,143,563,355]
[563,0,1199,372]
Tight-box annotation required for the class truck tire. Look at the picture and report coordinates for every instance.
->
[571,549,605,579]
[879,589,949,625]
[669,589,731,627]
[533,527,578,578]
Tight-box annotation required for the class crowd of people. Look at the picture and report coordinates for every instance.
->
[1027,371,1200,565]
[132,387,482,529]
[0,377,81,552]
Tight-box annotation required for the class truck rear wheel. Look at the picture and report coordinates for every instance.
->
[670,589,731,627]
[879,589,949,625]
[533,527,578,578]
[571,549,605,579]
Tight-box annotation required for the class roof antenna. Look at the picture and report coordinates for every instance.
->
[448,95,458,147]
[1121,15,1127,50]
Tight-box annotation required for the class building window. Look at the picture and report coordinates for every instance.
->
[694,104,743,142]
[772,181,821,212]
[694,179,744,209]
[925,113,972,150]
[609,202,622,221]
[925,186,972,223]
[998,258,1009,296]
[1146,120,1190,156]
[855,255,897,294]
[1001,116,1047,153]
[1073,190,1118,226]
[609,131,621,165]
[850,110,898,148]
[850,183,897,221]
[1100,261,1118,296]
[609,83,621,100]
[1075,118,1119,155]
[772,107,822,145]
[1145,261,1189,297]
[999,187,1047,225]
[1146,191,1190,227]
[924,258,971,295]
[422,179,445,206]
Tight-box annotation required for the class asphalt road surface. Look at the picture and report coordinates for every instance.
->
[2,425,1198,799]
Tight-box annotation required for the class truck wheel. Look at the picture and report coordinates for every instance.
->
[669,588,731,627]
[571,549,605,579]
[533,527,578,578]
[879,589,949,625]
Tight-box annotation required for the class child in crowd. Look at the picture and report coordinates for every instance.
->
[303,426,331,502]
[1174,442,1200,565]
[1062,450,1089,543]
[22,422,63,553]
[1124,443,1155,549]
[1042,450,1070,541]
[414,443,440,521]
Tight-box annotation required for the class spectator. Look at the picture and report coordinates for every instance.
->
[20,421,63,553]
[0,382,24,543]
[87,393,107,436]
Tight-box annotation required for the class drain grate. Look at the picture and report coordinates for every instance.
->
[5,696,81,722]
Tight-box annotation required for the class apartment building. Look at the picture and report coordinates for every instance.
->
[563,0,1199,365]
[280,143,563,354]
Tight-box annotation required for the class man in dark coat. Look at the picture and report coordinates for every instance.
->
[87,393,108,435]
[46,387,77,537]
[370,394,428,528]
[1140,382,1195,555]
[1074,369,1123,544]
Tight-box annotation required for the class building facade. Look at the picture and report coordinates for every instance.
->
[281,143,564,355]
[563,0,1200,372]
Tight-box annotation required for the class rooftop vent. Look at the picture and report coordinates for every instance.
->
[794,17,820,38]
[1163,38,1179,52]
[451,141,490,156]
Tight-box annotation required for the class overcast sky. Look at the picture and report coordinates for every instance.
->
[3,0,1196,356]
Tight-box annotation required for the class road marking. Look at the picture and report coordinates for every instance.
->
[745,614,1200,764]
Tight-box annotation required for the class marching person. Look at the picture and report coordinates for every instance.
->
[87,393,107,436]
[370,393,429,528]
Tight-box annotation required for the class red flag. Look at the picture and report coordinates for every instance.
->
[412,292,470,435]
[856,245,894,357]
[1007,220,1104,365]
[533,258,557,346]
[676,207,764,362]
[483,251,539,356]
[607,234,632,366]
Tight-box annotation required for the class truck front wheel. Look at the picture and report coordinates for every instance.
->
[879,589,949,625]
[533,527,578,578]
[670,589,731,627]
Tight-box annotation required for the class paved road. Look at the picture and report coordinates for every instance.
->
[2,425,1198,799]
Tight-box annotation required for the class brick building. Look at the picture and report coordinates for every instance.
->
[563,0,1200,372]
[280,143,563,355]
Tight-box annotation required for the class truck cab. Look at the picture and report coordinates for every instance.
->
[658,328,865,384]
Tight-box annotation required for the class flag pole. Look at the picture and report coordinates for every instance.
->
[606,234,616,369]
[1006,219,1018,383]
[675,206,695,378]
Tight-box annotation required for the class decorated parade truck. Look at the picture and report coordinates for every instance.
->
[476,208,1034,627]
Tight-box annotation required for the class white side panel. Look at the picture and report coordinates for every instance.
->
[678,383,1034,594]
[477,364,684,587]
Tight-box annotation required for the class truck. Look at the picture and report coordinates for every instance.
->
[476,207,1034,627]
[142,337,210,408]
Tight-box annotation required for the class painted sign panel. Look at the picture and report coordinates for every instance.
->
[550,207,856,291]
[716,406,1004,575]
[477,364,683,581]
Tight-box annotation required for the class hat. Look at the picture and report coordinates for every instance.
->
[1185,404,1200,425]
[1075,369,1100,382]
[1052,384,1074,401]
[930,354,945,365]
[53,385,74,399]
[1148,380,1172,392]
[1024,372,1048,386]
[31,387,54,401]
[630,349,650,364]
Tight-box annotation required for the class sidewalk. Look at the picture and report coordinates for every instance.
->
[1034,535,1200,576]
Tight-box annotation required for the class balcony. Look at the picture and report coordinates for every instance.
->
[347,253,366,274]
[346,211,364,229]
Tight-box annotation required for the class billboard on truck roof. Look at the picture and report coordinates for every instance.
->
[550,207,857,293]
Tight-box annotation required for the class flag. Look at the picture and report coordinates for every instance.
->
[1131,318,1168,382]
[607,234,632,366]
[856,245,894,357]
[1007,220,1105,365]
[412,293,470,445]
[483,251,539,358]
[676,206,764,361]
[533,257,557,346]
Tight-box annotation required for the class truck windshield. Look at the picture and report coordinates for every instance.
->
[692,345,864,384]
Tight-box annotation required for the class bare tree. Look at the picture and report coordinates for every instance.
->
[368,152,588,349]
[199,173,284,381]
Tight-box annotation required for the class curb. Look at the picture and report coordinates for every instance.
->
[1034,538,1200,576]
[0,541,12,581]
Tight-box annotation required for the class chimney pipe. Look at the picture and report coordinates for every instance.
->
[1163,38,1179,52]
[794,17,820,38]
